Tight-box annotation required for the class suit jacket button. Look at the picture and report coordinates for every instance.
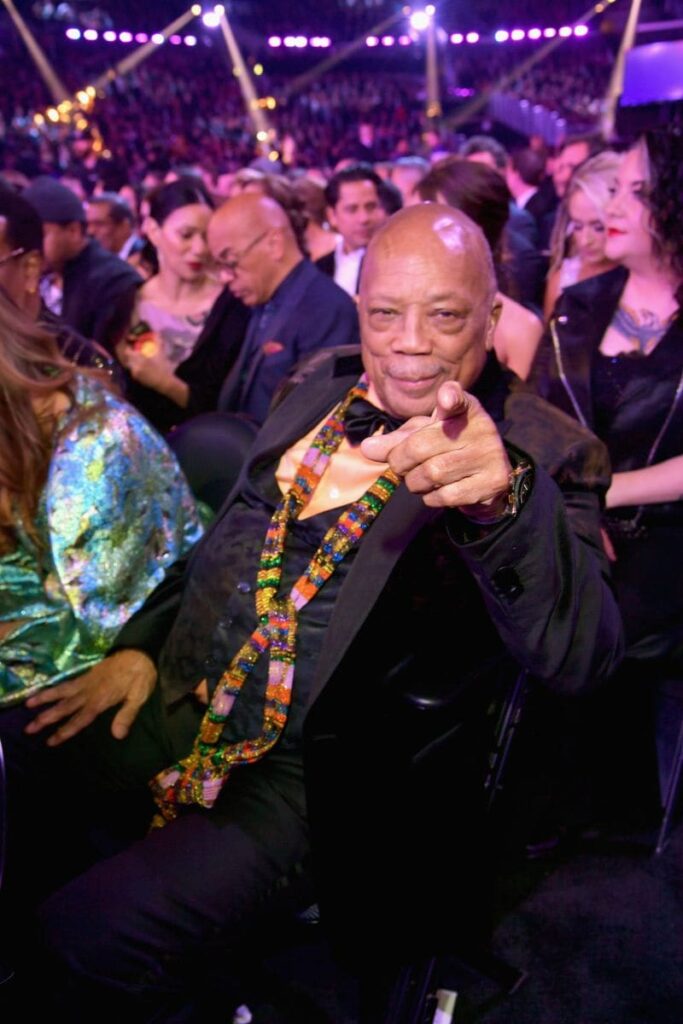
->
[492,566,523,599]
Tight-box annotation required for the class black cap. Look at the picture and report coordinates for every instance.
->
[23,176,86,224]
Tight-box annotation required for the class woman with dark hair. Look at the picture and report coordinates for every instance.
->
[531,129,683,827]
[0,292,202,706]
[119,177,249,433]
[417,157,543,379]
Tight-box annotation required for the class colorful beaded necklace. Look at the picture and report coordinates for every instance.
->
[150,375,400,827]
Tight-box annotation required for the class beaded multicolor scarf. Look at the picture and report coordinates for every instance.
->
[150,376,400,827]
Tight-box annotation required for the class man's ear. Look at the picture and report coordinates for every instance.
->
[485,297,503,350]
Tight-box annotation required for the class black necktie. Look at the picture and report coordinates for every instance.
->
[344,397,404,447]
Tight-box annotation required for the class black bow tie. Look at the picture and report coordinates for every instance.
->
[344,397,404,447]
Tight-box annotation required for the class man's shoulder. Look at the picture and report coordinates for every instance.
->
[300,260,356,312]
[70,240,142,291]
[504,387,610,492]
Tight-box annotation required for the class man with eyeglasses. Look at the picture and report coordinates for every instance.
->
[209,192,360,425]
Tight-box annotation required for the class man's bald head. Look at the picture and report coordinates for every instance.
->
[208,192,302,306]
[358,204,501,418]
[361,203,496,307]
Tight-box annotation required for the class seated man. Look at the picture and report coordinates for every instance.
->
[22,177,142,354]
[213,192,360,425]
[315,163,385,296]
[22,205,622,1019]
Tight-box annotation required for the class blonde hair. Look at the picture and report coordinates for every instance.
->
[549,151,622,274]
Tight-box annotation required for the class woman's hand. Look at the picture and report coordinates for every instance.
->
[116,338,189,407]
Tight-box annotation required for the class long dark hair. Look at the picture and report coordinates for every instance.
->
[642,130,683,308]
[0,293,78,553]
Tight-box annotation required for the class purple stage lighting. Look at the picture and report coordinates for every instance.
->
[574,25,589,36]
[268,36,282,47]
[495,30,509,42]
[135,32,149,44]
[466,32,479,44]
[544,27,557,38]
[83,29,98,41]
[65,27,81,40]
[366,36,379,47]
[119,31,133,43]
[184,35,197,46]
[559,26,572,37]
[528,28,542,40]
[511,29,525,41]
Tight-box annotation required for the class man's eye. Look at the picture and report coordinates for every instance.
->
[371,308,397,318]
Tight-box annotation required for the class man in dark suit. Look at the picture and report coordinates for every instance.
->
[22,176,142,352]
[506,148,559,253]
[315,163,385,296]
[211,192,360,424]
[25,204,622,1018]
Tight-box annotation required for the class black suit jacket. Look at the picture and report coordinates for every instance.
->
[115,348,623,960]
[61,238,142,352]
[314,248,363,295]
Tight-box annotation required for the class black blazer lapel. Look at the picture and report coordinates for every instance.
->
[310,484,439,704]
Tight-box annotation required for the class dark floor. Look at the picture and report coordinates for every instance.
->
[249,818,683,1023]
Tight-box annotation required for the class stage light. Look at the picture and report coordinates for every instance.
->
[256,130,268,141]
[544,27,557,38]
[466,31,479,43]
[214,3,225,13]
[409,11,431,32]
[266,97,277,109]
[152,33,165,44]
[528,28,541,40]
[103,30,116,41]
[366,36,379,47]
[398,34,412,45]
[450,33,463,44]
[65,28,81,40]
[494,30,509,43]
[253,63,264,75]
[318,37,331,48]
[382,36,395,46]
[135,33,149,43]
[184,35,197,46]
[119,31,133,43]
[294,36,307,48]
[202,12,220,28]
[574,25,589,36]
[83,29,98,41]
[511,29,525,41]
[170,35,182,44]
[268,150,280,163]
[76,90,89,104]
[559,26,572,37]
[47,108,59,122]
[425,4,436,13]
[284,36,296,47]
[268,36,282,47]
[86,85,96,97]
[191,4,202,15]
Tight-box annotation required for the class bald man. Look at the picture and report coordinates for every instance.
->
[208,192,359,423]
[31,205,622,1018]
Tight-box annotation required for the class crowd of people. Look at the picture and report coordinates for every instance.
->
[0,5,682,1020]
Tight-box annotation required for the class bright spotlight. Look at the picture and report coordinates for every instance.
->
[83,29,98,41]
[65,27,81,40]
[544,27,557,38]
[528,28,542,40]
[151,33,165,44]
[559,26,572,37]
[511,29,525,41]
[466,31,479,43]
[184,35,197,46]
[409,11,431,32]
[574,25,589,36]
[450,33,463,44]
[135,33,149,43]
[494,30,509,43]
[202,12,220,28]
[119,31,132,43]
[366,35,379,47]
[268,36,282,47]
[103,30,116,41]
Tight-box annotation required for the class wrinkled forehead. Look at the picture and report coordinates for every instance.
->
[361,217,493,301]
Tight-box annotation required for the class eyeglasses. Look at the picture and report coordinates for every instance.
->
[0,247,26,268]
[212,230,269,275]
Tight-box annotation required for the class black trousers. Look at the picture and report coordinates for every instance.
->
[1,689,310,1022]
